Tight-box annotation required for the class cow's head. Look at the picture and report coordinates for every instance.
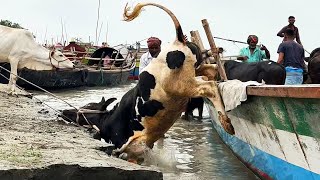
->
[49,49,75,69]
[60,97,117,126]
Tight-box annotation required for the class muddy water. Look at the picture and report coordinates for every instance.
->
[31,81,258,180]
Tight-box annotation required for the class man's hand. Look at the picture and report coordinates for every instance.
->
[260,45,267,51]
[237,56,248,61]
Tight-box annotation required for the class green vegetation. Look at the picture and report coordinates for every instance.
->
[0,145,43,166]
[0,19,24,29]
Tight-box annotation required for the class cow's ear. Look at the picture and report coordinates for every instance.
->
[101,97,106,103]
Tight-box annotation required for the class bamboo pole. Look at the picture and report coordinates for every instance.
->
[201,19,228,81]
[190,30,211,64]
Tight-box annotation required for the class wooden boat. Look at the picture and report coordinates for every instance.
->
[0,47,136,89]
[205,84,320,179]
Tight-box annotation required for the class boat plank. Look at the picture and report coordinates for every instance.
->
[247,85,320,99]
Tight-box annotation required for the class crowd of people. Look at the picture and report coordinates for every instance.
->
[139,16,306,85]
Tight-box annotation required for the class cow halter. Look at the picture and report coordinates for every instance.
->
[48,49,70,69]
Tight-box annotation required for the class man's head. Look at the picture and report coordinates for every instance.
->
[284,28,295,40]
[147,37,161,58]
[288,16,295,25]
[247,35,258,49]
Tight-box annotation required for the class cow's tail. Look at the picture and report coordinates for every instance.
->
[123,3,185,44]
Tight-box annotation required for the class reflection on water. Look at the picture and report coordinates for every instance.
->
[32,81,258,180]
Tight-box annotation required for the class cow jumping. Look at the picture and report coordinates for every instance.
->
[0,25,74,94]
[61,2,234,163]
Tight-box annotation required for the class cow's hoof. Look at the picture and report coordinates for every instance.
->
[223,122,235,135]
[119,153,128,160]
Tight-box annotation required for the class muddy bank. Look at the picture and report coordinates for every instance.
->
[0,93,162,180]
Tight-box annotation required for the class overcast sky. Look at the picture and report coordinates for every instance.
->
[1,0,319,60]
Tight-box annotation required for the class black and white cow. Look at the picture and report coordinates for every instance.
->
[62,2,234,163]
[224,60,286,85]
[305,48,320,84]
[117,2,234,161]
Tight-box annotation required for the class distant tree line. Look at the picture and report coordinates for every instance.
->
[0,19,23,29]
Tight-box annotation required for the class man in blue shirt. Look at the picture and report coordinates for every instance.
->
[237,35,270,63]
[277,29,305,84]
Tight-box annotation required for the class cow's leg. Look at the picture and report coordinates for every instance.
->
[198,102,203,119]
[8,59,19,94]
[165,77,234,134]
[168,77,218,98]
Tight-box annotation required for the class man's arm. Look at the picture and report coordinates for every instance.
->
[277,26,286,37]
[138,53,148,73]
[277,52,285,64]
[237,48,248,61]
[296,28,302,45]
[260,45,270,59]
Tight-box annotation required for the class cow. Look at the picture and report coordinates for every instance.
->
[0,25,74,94]
[61,93,145,149]
[305,48,320,84]
[60,97,118,126]
[112,2,235,162]
[61,96,144,142]
[224,60,286,85]
[60,3,233,163]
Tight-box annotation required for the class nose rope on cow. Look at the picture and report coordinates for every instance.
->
[76,109,108,131]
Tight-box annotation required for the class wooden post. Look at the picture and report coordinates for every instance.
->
[190,30,212,64]
[201,19,228,81]
[190,30,205,50]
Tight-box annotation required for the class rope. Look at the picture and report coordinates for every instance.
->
[99,68,104,85]
[0,70,77,123]
[0,65,77,110]
[0,66,100,129]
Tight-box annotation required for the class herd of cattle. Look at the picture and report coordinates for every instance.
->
[0,3,319,164]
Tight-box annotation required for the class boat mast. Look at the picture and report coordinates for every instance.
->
[95,0,101,46]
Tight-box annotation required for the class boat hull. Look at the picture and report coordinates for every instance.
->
[205,88,320,180]
[0,63,134,89]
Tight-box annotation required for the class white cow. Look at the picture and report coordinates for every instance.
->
[0,25,74,94]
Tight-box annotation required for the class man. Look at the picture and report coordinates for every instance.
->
[277,29,305,85]
[277,16,302,45]
[237,35,270,63]
[139,37,161,74]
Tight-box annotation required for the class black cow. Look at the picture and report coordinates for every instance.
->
[60,97,117,126]
[61,95,144,148]
[224,60,286,85]
[305,48,320,84]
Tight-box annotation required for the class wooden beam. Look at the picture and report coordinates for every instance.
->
[247,85,320,99]
[201,19,228,81]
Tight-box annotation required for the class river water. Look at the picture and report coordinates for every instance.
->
[32,81,259,180]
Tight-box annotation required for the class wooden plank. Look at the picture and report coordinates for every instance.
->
[201,19,228,81]
[247,85,320,99]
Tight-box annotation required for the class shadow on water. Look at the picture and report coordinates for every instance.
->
[31,81,259,180]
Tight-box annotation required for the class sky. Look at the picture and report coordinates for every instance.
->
[1,0,319,60]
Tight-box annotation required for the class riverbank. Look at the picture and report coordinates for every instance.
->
[0,93,162,180]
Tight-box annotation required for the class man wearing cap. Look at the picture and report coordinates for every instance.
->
[139,37,161,74]
[237,35,270,63]
[277,16,302,45]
